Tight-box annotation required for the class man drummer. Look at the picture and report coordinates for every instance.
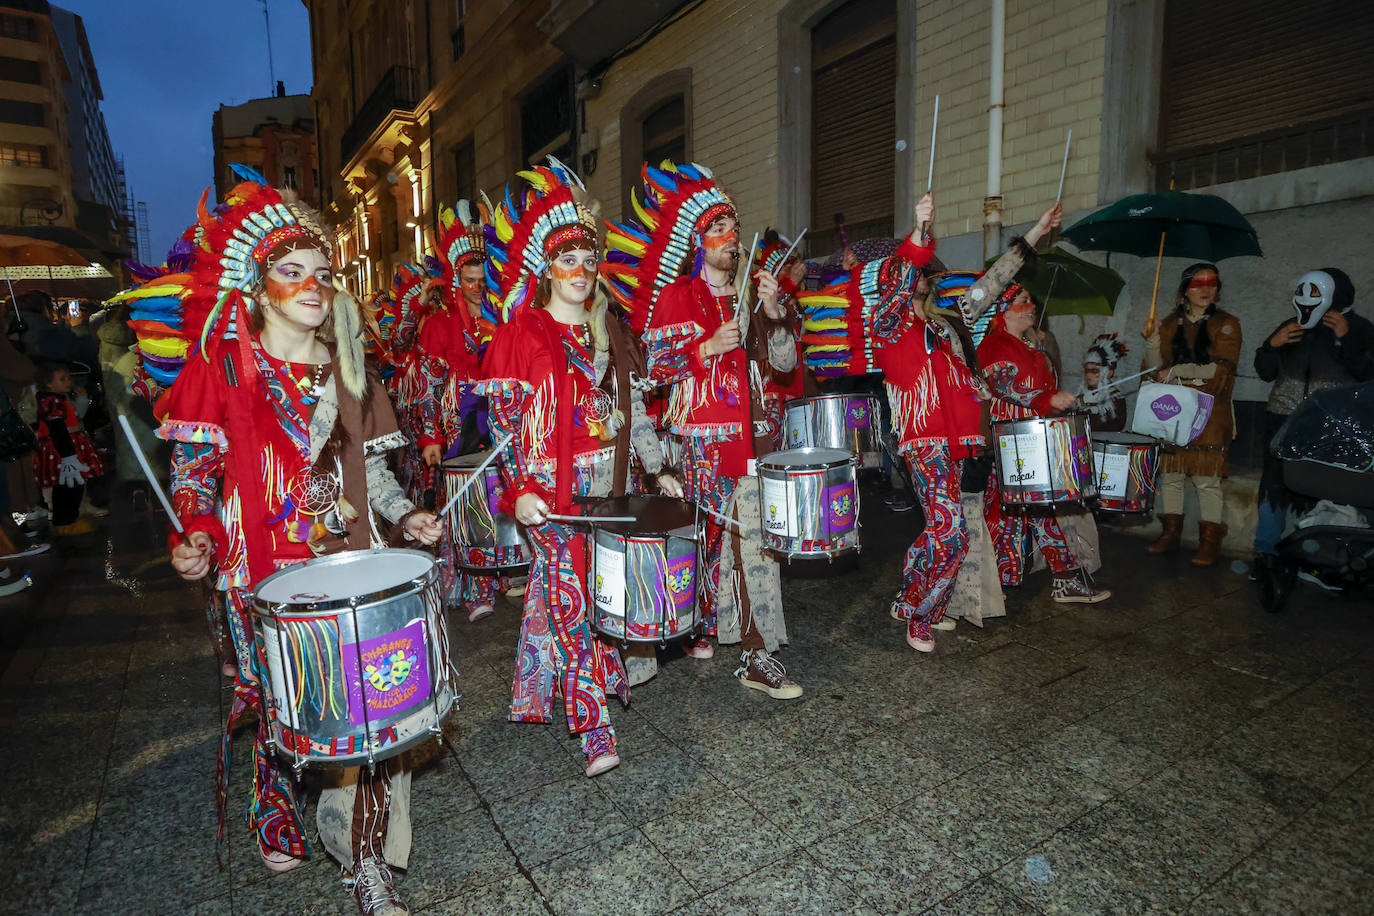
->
[977,285,1111,603]
[616,161,802,699]
[150,169,440,915]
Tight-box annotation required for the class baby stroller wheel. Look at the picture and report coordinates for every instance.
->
[1258,559,1297,613]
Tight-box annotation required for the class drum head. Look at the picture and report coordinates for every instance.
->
[443,450,493,471]
[577,494,697,536]
[759,447,853,469]
[256,550,435,605]
[1092,431,1157,446]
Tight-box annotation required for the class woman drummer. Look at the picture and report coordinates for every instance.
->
[145,171,438,915]
[479,159,680,777]
[976,285,1110,603]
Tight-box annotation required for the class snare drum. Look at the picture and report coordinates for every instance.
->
[783,394,883,468]
[992,413,1097,507]
[757,448,860,559]
[252,549,457,769]
[442,452,531,572]
[1091,432,1159,513]
[582,495,702,643]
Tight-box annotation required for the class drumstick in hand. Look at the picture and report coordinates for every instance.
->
[116,410,186,543]
[437,433,514,519]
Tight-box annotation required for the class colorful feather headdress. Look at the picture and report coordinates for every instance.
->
[112,164,365,403]
[436,198,488,277]
[602,160,737,333]
[484,156,599,324]
[1084,332,1128,371]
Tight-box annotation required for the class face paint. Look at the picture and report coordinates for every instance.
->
[702,230,737,252]
[1188,274,1219,291]
[550,262,585,281]
[1293,270,1336,329]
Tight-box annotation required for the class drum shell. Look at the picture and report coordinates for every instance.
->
[584,495,701,643]
[992,414,1097,507]
[1091,433,1159,513]
[251,549,456,767]
[757,448,860,558]
[442,458,531,570]
[783,394,883,468]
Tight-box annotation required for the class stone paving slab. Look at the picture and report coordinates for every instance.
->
[1,496,1371,914]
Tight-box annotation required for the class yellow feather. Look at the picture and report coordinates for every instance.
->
[139,337,189,358]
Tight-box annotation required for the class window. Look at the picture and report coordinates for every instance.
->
[520,65,575,166]
[453,137,476,204]
[809,0,897,255]
[0,142,46,167]
[0,56,40,84]
[0,15,37,42]
[641,96,686,168]
[283,165,298,189]
[452,0,466,61]
[0,99,44,127]
[1154,0,1374,190]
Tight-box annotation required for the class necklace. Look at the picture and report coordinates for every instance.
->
[280,361,327,404]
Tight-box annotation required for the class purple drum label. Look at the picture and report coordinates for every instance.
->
[1189,393,1215,440]
[1071,435,1093,481]
[1151,394,1182,421]
[341,618,432,726]
[666,555,695,614]
[484,466,502,517]
[845,399,871,429]
[825,481,857,533]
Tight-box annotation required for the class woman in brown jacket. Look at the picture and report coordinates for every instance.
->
[1144,263,1242,566]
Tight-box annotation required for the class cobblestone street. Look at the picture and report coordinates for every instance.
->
[3,496,1371,915]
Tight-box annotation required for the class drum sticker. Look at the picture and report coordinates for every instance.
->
[484,467,502,518]
[845,400,871,430]
[341,618,432,726]
[761,475,796,538]
[666,554,695,617]
[825,481,857,533]
[594,545,627,619]
[1096,449,1130,498]
[1071,435,1093,482]
[998,433,1049,487]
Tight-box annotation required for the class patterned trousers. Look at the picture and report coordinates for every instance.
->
[894,444,968,639]
[984,482,1078,586]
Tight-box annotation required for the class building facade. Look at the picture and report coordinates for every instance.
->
[305,0,1374,430]
[212,86,319,208]
[0,0,75,229]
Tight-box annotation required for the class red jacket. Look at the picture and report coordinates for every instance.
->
[976,323,1060,423]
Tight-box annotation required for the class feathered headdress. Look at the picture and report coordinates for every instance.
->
[1084,332,1128,371]
[437,198,488,276]
[484,156,599,324]
[112,164,366,403]
[602,160,737,333]
[797,257,916,378]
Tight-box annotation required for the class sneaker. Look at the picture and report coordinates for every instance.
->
[906,618,935,652]
[53,517,95,537]
[258,837,304,874]
[931,617,957,631]
[887,492,914,512]
[466,602,495,622]
[1297,570,1344,593]
[582,727,620,777]
[0,542,50,560]
[504,581,526,598]
[683,637,714,659]
[348,857,408,916]
[734,649,803,699]
[23,507,49,524]
[1051,574,1111,604]
[0,571,32,597]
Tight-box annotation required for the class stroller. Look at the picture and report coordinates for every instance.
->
[1258,382,1374,612]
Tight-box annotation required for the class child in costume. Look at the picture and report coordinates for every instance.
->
[33,361,103,535]
[604,161,802,697]
[1079,333,1129,432]
[122,166,440,916]
[479,158,680,775]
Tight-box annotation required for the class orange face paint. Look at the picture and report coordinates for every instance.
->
[550,262,585,281]
[459,276,483,291]
[702,230,737,251]
[1188,273,1219,291]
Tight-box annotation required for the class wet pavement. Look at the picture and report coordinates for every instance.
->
[2,493,1371,915]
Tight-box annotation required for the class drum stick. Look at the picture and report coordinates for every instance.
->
[926,94,940,193]
[696,501,747,534]
[735,231,759,324]
[115,410,185,541]
[1097,365,1159,394]
[545,514,637,524]
[437,433,514,519]
[770,228,808,279]
[1056,129,1072,202]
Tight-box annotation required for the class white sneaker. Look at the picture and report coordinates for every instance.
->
[348,858,409,916]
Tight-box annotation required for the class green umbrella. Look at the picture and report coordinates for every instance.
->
[1062,190,1262,331]
[1061,190,1262,261]
[985,245,1124,317]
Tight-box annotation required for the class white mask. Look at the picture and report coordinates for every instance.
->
[1293,270,1335,329]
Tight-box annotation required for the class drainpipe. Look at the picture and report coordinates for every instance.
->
[983,0,1005,261]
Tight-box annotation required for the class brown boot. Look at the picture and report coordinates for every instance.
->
[1147,514,1183,554]
[1192,521,1227,567]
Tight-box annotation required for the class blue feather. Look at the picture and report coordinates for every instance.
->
[229,163,270,184]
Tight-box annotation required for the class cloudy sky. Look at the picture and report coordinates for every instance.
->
[66,0,314,261]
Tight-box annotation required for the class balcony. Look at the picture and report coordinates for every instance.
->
[537,0,686,69]
[339,65,419,165]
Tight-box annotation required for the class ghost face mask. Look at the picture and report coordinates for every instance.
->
[1293,270,1336,329]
